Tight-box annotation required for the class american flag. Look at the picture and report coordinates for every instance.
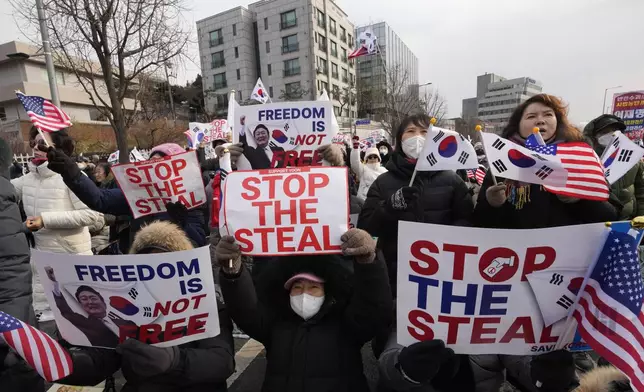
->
[475,166,486,185]
[0,311,73,381]
[526,135,609,200]
[16,92,72,132]
[572,230,644,391]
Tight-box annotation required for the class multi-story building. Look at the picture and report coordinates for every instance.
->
[462,73,543,130]
[196,0,357,125]
[354,22,419,116]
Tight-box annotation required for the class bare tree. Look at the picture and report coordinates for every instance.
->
[420,89,449,126]
[279,83,311,101]
[12,0,190,162]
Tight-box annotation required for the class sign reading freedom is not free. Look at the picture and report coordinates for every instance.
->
[221,167,349,256]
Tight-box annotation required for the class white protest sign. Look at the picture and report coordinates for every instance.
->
[32,247,220,349]
[397,221,608,355]
[111,151,206,219]
[221,167,349,256]
[235,101,335,169]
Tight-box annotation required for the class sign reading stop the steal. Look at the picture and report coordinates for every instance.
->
[221,167,349,256]
[112,151,206,219]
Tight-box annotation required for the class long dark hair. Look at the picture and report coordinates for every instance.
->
[501,94,584,142]
[29,127,75,156]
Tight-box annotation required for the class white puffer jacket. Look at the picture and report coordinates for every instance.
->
[351,147,387,201]
[11,162,102,255]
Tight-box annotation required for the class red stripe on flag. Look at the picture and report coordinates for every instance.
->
[28,325,53,381]
[42,330,66,380]
[16,327,36,374]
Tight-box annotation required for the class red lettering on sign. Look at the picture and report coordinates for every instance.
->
[252,201,272,226]
[163,318,186,342]
[274,200,297,225]
[299,198,318,224]
[407,309,434,341]
[409,240,439,276]
[125,167,142,183]
[276,227,296,252]
[298,226,322,252]
[186,313,208,336]
[235,228,254,252]
[437,315,470,344]
[539,324,559,344]
[443,244,479,280]
[500,316,536,343]
[135,199,152,215]
[284,175,306,198]
[241,177,261,200]
[471,317,500,344]
[522,247,556,281]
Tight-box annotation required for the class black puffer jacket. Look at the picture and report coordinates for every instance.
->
[357,151,473,294]
[220,255,393,392]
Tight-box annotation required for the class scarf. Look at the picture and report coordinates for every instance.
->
[210,171,224,228]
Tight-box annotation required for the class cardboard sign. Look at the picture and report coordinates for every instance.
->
[32,247,220,349]
[397,221,608,355]
[111,151,206,219]
[221,167,349,256]
[234,101,335,169]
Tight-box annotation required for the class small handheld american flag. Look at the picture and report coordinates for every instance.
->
[0,311,73,382]
[16,92,72,132]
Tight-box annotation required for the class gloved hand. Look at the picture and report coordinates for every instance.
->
[317,144,345,167]
[531,350,576,392]
[397,340,459,385]
[216,235,242,274]
[165,201,188,226]
[44,146,81,181]
[386,187,420,212]
[117,339,180,378]
[485,183,507,207]
[352,136,360,150]
[341,228,376,264]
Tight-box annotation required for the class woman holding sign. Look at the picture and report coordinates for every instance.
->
[216,228,393,392]
[472,94,618,391]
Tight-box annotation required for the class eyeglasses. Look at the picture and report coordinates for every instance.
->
[29,138,48,149]
[366,155,379,160]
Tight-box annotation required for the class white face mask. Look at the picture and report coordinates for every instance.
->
[401,136,425,159]
[366,162,381,171]
[290,293,325,320]
[379,148,388,155]
[598,133,615,147]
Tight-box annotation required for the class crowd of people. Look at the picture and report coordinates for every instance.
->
[0,93,639,392]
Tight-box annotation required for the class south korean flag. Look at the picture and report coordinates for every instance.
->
[480,132,567,187]
[526,268,587,327]
[415,126,478,171]
[601,131,644,185]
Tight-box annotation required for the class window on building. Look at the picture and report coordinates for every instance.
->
[332,85,340,99]
[282,34,299,54]
[214,72,227,90]
[269,86,274,98]
[329,18,337,35]
[341,67,348,83]
[0,107,6,120]
[340,26,347,43]
[318,35,327,52]
[211,51,225,68]
[232,24,237,36]
[331,63,338,79]
[330,40,337,57]
[266,41,270,53]
[215,93,229,109]
[320,81,329,93]
[234,47,239,58]
[267,64,272,76]
[285,81,301,96]
[316,9,325,28]
[348,33,353,47]
[236,69,240,80]
[284,58,301,77]
[318,57,328,74]
[264,18,268,30]
[280,10,297,30]
[334,106,341,116]
[209,29,223,47]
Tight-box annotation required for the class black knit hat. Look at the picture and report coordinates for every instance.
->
[584,114,626,137]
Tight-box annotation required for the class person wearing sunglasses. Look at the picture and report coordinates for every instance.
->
[350,139,387,202]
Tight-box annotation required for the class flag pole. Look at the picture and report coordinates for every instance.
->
[532,127,546,146]
[476,125,497,185]
[408,117,436,186]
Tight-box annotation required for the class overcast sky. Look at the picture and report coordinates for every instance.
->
[1,0,642,123]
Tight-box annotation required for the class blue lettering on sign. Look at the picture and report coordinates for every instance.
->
[479,285,511,315]
[441,281,477,315]
[409,275,439,309]
[258,107,325,121]
[74,258,201,282]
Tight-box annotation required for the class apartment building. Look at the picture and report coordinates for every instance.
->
[196,0,357,124]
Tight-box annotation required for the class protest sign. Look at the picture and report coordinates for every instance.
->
[613,91,644,135]
[111,151,206,219]
[32,247,220,349]
[397,221,608,355]
[234,101,335,169]
[221,166,349,256]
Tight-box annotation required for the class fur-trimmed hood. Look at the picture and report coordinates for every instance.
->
[129,221,194,254]
[574,366,632,392]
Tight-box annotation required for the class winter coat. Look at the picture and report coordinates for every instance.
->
[61,172,206,251]
[0,175,43,392]
[11,162,102,255]
[220,254,393,392]
[58,221,235,392]
[607,160,644,220]
[377,141,393,167]
[351,147,387,201]
[357,151,474,295]
[9,162,23,179]
[378,326,475,392]
[88,215,110,254]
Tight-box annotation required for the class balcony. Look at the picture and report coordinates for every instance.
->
[211,60,225,69]
[284,67,301,77]
[280,19,297,30]
[214,81,227,90]
[282,43,299,54]
[209,38,223,47]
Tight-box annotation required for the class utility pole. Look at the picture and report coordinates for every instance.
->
[36,0,61,107]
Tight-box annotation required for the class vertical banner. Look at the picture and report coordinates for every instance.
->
[613,91,644,139]
[397,221,608,355]
[221,167,349,256]
[111,151,206,219]
[32,247,220,348]
[234,101,335,169]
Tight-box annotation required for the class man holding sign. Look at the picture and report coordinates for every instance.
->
[45,143,207,252]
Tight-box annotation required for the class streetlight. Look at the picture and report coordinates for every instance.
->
[603,85,622,114]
